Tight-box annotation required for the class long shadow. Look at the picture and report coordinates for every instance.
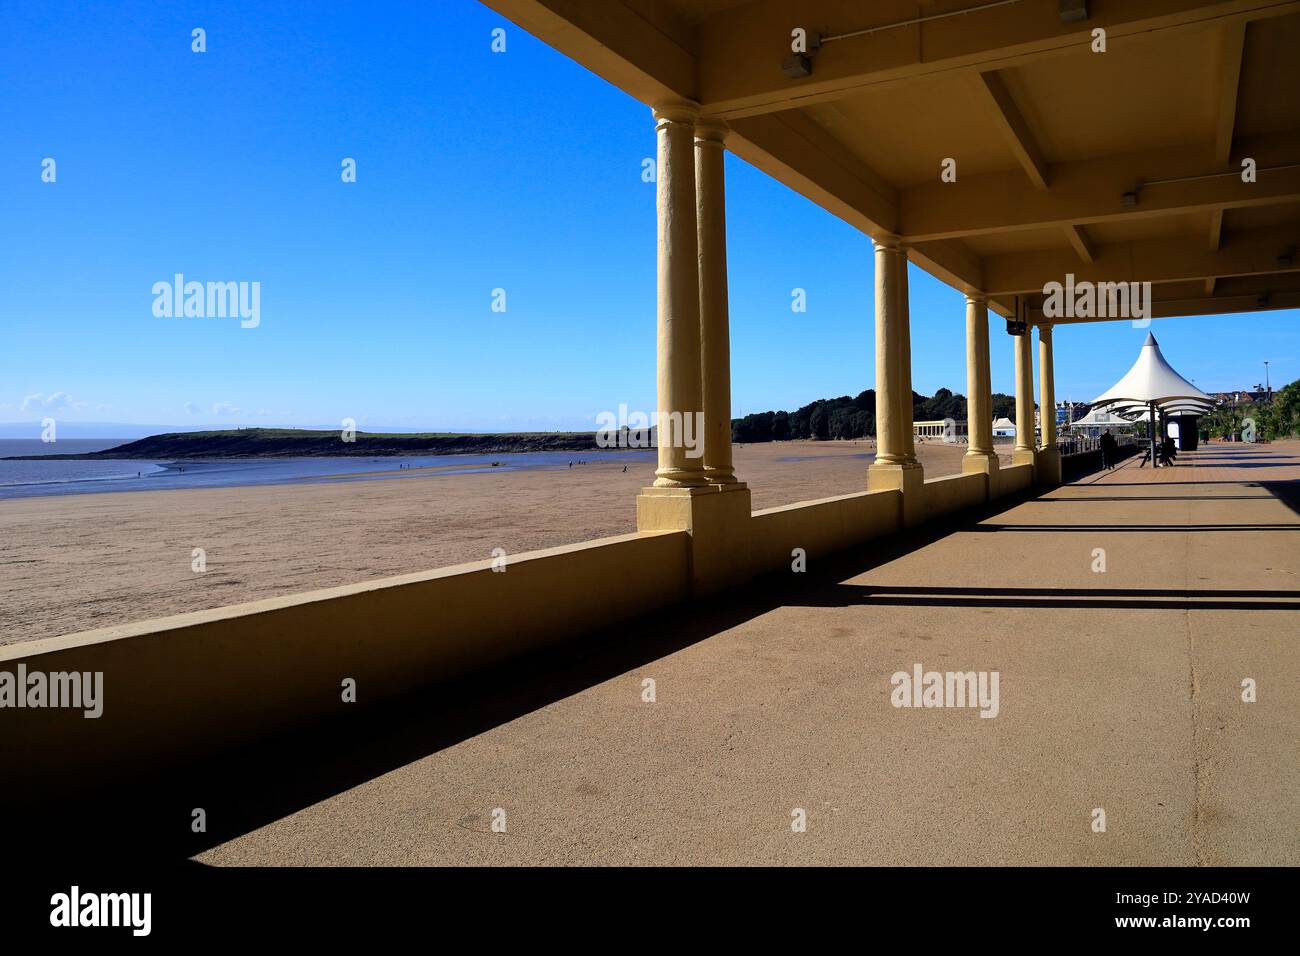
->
[1036,495,1277,502]
[1085,480,1266,487]
[1175,460,1300,467]
[12,468,1296,862]
[1260,481,1300,519]
[6,484,1041,863]
[793,583,1300,612]
[970,523,1298,532]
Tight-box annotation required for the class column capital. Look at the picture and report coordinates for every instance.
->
[694,117,728,146]
[652,100,700,130]
[872,234,904,253]
[965,291,988,305]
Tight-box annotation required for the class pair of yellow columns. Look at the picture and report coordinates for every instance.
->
[1036,325,1062,484]
[973,304,1060,487]
[872,274,1060,518]
[636,103,751,592]
[642,102,738,490]
[1012,320,1062,482]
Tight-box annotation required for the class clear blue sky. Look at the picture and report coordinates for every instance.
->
[2,0,1295,433]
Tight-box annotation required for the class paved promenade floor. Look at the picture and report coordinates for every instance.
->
[196,442,1299,866]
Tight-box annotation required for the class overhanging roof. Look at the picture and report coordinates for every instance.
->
[484,0,1300,322]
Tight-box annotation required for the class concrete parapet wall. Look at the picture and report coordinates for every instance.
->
[1,530,690,788]
[4,458,1056,792]
[998,462,1035,494]
[749,488,900,573]
[923,472,986,519]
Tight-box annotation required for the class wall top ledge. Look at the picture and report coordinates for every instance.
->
[0,529,688,663]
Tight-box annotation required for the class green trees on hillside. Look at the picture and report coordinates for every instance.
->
[732,388,1021,442]
[1202,379,1300,440]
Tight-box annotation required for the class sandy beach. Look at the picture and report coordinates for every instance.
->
[1,440,1005,645]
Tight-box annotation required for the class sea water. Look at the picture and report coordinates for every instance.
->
[0,440,654,501]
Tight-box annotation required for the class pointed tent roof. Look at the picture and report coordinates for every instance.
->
[1069,407,1133,427]
[1091,333,1214,410]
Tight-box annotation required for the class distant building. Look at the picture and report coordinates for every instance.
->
[1068,408,1134,437]
[1055,401,1088,427]
[1211,389,1271,405]
[913,419,967,442]
[992,416,1016,438]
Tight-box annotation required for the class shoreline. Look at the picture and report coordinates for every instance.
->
[0,440,993,645]
[2,427,620,461]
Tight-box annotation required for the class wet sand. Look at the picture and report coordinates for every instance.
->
[1,440,1005,645]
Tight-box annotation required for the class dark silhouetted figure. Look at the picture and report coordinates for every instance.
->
[1100,431,1118,471]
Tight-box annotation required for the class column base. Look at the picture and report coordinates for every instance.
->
[1036,447,1062,486]
[961,452,1000,500]
[703,466,741,486]
[868,459,925,528]
[637,482,752,595]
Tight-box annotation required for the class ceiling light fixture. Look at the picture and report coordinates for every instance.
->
[1059,0,1089,23]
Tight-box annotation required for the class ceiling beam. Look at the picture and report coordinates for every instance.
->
[1064,225,1095,263]
[1209,208,1225,250]
[1030,273,1300,321]
[1206,208,1226,293]
[1148,290,1300,317]
[696,0,1300,118]
[899,132,1300,241]
[983,226,1300,294]
[482,0,696,105]
[1213,21,1249,166]
[975,70,1049,189]
[907,239,986,296]
[726,109,899,235]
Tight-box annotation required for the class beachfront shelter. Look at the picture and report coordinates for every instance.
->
[1090,333,1215,465]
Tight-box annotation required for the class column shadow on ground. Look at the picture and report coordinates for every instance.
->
[8,468,1297,864]
[792,583,1300,612]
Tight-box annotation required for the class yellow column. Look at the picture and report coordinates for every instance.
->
[638,106,751,594]
[1036,324,1062,484]
[961,294,999,493]
[868,236,924,526]
[695,119,740,487]
[871,238,904,466]
[650,102,707,489]
[1012,326,1037,469]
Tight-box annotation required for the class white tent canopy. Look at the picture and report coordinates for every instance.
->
[1089,333,1213,464]
[1070,407,1133,427]
[1091,333,1213,409]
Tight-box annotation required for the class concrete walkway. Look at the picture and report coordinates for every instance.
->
[198,442,1300,866]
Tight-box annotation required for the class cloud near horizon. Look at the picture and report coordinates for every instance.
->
[20,392,87,413]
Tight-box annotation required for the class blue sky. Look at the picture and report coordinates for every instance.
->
[2,0,1295,435]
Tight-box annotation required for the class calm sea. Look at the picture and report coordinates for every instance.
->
[0,440,654,501]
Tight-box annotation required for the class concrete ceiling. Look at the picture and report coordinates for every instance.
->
[484,0,1300,322]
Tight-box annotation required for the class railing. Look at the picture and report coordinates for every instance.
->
[1057,434,1138,456]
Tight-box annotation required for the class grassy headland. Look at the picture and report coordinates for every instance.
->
[6,428,609,460]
